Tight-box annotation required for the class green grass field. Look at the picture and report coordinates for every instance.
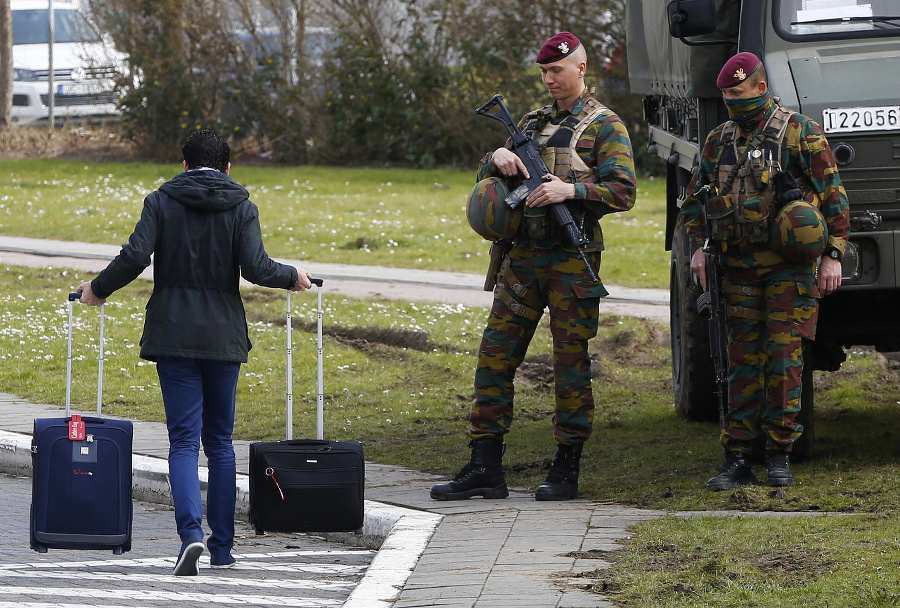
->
[0,159,670,288]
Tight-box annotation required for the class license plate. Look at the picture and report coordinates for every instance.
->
[823,106,900,134]
[58,82,108,96]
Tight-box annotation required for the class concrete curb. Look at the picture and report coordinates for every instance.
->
[0,428,442,606]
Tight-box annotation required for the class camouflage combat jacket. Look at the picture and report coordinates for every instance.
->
[477,88,636,252]
[683,98,850,270]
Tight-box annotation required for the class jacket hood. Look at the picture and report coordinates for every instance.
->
[158,169,249,212]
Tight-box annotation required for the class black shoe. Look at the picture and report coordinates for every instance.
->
[706,451,757,491]
[765,450,795,487]
[535,443,583,501]
[430,438,508,500]
[174,541,204,576]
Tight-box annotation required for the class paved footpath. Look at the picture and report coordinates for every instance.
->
[0,236,672,607]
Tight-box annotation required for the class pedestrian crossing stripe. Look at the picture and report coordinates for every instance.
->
[0,560,366,576]
[0,587,344,606]
[0,549,374,572]
[0,569,357,589]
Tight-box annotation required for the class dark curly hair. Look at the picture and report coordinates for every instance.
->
[182,129,230,172]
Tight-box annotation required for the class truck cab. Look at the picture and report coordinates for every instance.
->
[627,0,900,455]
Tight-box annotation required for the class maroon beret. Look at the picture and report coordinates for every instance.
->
[536,31,581,64]
[717,52,762,88]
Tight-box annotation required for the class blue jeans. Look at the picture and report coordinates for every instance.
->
[156,357,240,558]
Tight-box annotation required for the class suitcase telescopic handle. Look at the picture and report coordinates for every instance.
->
[286,278,324,441]
[66,291,105,417]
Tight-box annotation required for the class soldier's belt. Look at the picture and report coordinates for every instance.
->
[723,283,764,297]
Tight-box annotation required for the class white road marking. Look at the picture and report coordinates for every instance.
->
[0,586,344,606]
[0,569,357,589]
[0,549,373,571]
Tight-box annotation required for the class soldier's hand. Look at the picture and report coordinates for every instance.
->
[491,148,529,179]
[690,248,707,291]
[525,174,576,207]
[817,256,842,296]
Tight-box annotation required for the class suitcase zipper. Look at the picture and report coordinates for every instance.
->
[265,467,286,500]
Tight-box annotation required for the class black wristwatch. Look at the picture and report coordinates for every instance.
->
[824,247,841,261]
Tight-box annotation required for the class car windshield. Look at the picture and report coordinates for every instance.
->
[774,0,900,40]
[12,8,100,45]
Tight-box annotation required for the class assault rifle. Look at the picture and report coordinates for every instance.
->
[475,94,598,283]
[694,185,728,428]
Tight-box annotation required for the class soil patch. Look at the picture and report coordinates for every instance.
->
[0,125,138,163]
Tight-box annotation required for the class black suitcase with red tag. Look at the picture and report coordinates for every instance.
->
[30,293,133,554]
[249,280,365,534]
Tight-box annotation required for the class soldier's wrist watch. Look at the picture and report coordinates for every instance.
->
[825,247,841,261]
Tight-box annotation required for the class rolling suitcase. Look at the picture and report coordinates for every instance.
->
[249,279,365,534]
[30,292,133,554]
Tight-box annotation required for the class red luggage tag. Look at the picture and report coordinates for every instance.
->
[68,415,86,441]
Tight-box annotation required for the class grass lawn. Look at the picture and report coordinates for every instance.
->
[0,159,670,289]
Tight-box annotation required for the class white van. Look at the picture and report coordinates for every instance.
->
[10,0,126,125]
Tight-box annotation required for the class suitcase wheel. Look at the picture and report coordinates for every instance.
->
[113,546,123,555]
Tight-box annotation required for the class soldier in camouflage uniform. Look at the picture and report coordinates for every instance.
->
[681,53,850,490]
[430,32,636,502]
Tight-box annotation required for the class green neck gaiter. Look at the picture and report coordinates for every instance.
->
[724,93,774,128]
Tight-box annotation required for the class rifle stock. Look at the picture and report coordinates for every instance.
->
[475,95,599,283]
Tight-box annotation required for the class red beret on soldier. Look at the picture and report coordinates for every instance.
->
[716,52,762,88]
[536,31,581,64]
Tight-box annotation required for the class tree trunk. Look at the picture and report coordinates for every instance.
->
[0,0,13,129]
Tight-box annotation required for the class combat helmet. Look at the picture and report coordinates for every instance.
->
[771,199,827,262]
[467,178,522,241]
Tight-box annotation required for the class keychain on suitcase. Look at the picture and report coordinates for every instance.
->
[30,292,134,554]
[249,279,365,534]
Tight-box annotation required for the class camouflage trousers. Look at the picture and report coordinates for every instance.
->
[721,264,819,453]
[468,244,608,445]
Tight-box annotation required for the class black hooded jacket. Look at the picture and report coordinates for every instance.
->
[91,168,298,362]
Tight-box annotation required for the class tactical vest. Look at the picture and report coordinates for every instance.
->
[708,105,795,246]
[517,98,609,241]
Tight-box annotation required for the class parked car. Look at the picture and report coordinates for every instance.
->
[10,0,126,125]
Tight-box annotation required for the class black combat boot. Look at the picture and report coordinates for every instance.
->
[765,450,795,487]
[535,443,583,501]
[430,438,508,500]
[706,451,757,491]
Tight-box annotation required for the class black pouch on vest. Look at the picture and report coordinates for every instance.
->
[707,195,736,243]
[738,196,770,244]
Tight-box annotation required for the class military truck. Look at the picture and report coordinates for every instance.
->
[626,0,900,456]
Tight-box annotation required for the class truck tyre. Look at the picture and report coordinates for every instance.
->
[791,340,815,460]
[670,214,720,422]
